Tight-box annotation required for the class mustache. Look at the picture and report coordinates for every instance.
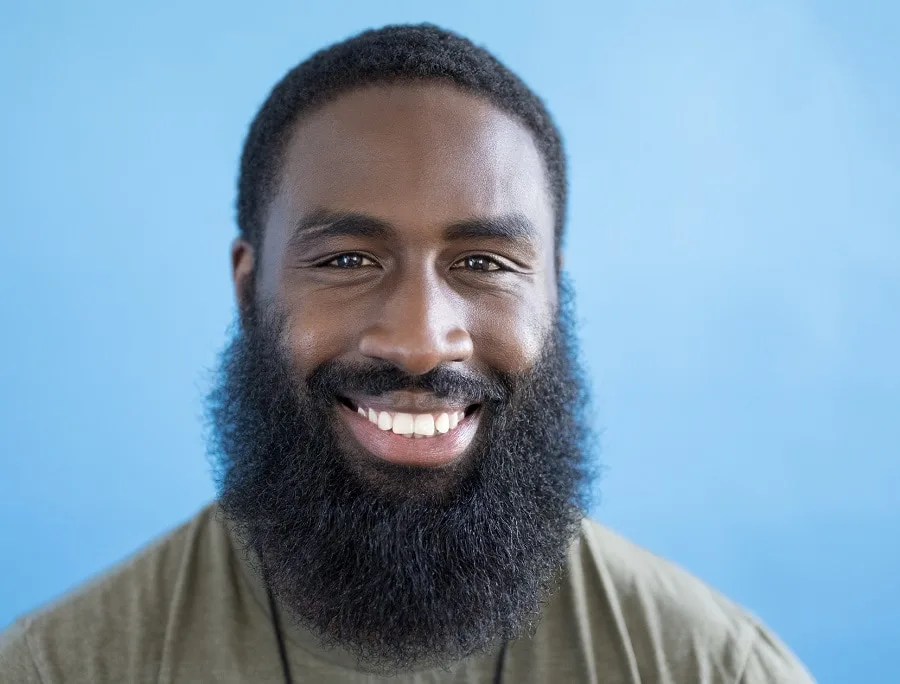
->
[305,359,514,406]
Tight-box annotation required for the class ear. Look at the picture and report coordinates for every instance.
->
[231,237,255,320]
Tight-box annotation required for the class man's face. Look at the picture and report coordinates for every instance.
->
[214,82,590,671]
[233,83,558,487]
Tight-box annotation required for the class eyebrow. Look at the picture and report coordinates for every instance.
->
[443,214,538,244]
[287,210,394,250]
[287,209,538,250]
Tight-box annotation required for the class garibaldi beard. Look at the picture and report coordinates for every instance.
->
[207,279,594,671]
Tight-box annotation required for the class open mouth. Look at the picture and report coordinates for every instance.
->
[335,395,483,467]
[337,396,481,439]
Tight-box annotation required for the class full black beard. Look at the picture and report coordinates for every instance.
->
[206,279,595,672]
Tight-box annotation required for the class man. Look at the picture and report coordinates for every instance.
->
[0,24,815,683]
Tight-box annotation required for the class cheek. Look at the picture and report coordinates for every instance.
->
[471,292,550,375]
[277,299,349,376]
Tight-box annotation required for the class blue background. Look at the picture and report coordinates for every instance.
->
[2,2,897,681]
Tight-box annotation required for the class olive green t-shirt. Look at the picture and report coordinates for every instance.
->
[0,504,814,683]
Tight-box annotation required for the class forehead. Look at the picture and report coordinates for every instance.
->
[272,82,554,243]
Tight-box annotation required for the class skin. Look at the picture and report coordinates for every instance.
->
[212,83,589,666]
[230,82,559,465]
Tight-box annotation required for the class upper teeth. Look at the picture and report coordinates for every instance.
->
[356,406,465,437]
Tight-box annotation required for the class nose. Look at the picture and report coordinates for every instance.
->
[358,272,474,376]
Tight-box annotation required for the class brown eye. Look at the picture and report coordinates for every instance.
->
[324,253,376,269]
[455,255,502,272]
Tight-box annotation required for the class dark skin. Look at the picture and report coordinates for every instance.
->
[230,83,558,459]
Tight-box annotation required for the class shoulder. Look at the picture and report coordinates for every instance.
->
[0,504,221,684]
[573,518,752,639]
[531,519,814,683]
[0,619,43,684]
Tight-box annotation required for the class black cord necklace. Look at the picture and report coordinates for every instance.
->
[263,568,294,684]
[492,640,507,684]
[263,566,506,684]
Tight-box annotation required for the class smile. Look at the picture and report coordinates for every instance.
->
[336,395,482,467]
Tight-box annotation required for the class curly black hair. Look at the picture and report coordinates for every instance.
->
[237,23,568,254]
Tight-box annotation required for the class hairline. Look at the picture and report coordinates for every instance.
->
[250,76,562,257]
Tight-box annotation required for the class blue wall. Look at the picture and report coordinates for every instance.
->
[2,2,897,681]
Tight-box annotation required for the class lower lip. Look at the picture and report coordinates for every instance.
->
[337,403,481,468]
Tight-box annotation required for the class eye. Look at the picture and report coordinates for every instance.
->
[321,253,377,269]
[453,255,504,272]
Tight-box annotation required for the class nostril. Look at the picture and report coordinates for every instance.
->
[358,323,473,375]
